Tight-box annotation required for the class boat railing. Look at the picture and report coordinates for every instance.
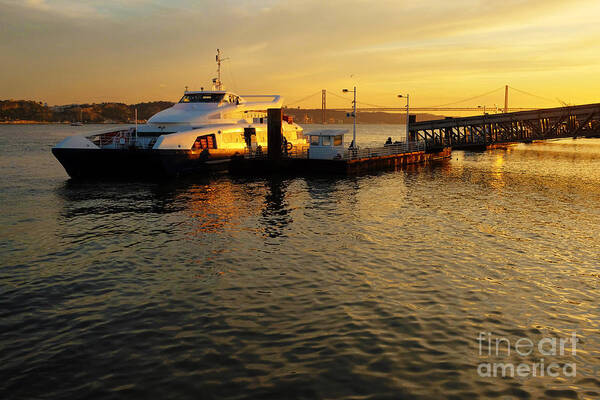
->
[342,141,426,161]
[88,128,157,149]
[287,145,309,159]
[243,144,309,160]
[88,128,133,147]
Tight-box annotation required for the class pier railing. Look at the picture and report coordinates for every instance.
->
[243,145,309,159]
[342,141,425,160]
[241,141,426,161]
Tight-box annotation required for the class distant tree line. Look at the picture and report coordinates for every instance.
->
[0,100,174,123]
[283,108,443,124]
[1,99,446,124]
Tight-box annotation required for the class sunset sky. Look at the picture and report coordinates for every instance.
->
[2,0,600,109]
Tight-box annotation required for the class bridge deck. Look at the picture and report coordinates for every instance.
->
[409,103,600,150]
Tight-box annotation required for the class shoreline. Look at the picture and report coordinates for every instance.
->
[0,121,131,125]
[1,121,437,126]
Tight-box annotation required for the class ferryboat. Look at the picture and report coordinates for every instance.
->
[52,50,307,179]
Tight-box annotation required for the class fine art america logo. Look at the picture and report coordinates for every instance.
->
[477,332,578,378]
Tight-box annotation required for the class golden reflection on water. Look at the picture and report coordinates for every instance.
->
[186,184,239,234]
[489,151,506,190]
[5,127,600,400]
[181,178,298,240]
[445,140,600,199]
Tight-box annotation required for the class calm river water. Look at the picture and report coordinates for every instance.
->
[1,124,599,399]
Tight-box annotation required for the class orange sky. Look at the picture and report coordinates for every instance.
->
[2,0,600,109]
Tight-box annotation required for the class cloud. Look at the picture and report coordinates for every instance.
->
[1,0,600,106]
[24,0,49,10]
[1,0,97,18]
[0,0,165,19]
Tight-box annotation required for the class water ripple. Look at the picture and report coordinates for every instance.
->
[1,126,600,399]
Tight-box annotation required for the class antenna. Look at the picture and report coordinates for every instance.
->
[135,108,138,142]
[214,49,229,90]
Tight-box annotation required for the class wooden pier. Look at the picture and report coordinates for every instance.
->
[230,148,451,175]
[229,108,451,175]
[230,101,600,176]
[409,103,600,150]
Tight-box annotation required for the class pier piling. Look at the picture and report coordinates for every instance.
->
[267,108,283,162]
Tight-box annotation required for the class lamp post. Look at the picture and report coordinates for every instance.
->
[343,87,357,148]
[398,94,410,141]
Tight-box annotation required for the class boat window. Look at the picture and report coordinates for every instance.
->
[322,136,332,146]
[334,135,343,146]
[180,93,225,103]
[310,135,320,145]
[193,134,217,150]
[222,131,241,143]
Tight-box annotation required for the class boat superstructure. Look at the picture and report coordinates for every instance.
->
[52,50,308,178]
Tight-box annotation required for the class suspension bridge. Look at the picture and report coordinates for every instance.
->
[285,85,600,152]
[285,85,571,121]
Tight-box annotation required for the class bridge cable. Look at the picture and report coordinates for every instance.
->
[291,86,553,110]
[326,91,387,109]
[356,99,393,108]
[285,91,323,107]
[427,87,505,108]
[507,86,561,105]
[330,87,505,109]
[327,91,353,102]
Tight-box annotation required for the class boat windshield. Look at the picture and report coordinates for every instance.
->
[179,93,225,103]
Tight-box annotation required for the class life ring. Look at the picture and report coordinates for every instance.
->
[286,142,293,151]
[115,130,128,144]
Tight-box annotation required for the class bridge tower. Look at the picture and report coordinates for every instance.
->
[322,90,327,124]
[504,85,509,113]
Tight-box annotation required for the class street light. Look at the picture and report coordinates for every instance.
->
[398,94,410,141]
[343,87,357,148]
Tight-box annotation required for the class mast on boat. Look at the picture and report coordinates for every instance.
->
[213,49,229,91]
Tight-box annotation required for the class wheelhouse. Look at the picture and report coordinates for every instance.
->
[179,92,241,105]
[307,129,348,160]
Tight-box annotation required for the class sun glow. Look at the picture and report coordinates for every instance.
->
[1,0,600,108]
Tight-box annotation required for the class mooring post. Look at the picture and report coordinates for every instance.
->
[408,114,416,142]
[267,108,283,162]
